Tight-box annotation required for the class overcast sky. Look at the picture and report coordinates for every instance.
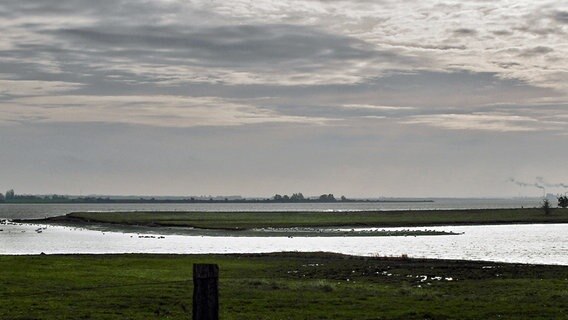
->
[0,0,567,197]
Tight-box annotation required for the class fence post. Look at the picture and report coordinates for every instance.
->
[193,264,219,320]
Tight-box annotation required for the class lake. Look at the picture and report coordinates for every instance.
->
[2,199,563,265]
[1,222,566,265]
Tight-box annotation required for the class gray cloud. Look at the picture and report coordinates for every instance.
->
[514,7,568,37]
[269,70,559,109]
[453,28,478,36]
[387,42,467,51]
[52,24,389,68]
[519,46,554,57]
[492,30,513,36]
[514,26,558,36]
[493,62,521,69]
[0,0,181,19]
[16,22,421,87]
[552,11,568,24]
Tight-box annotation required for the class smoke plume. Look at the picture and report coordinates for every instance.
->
[509,177,568,193]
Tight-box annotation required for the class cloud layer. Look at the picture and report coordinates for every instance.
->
[0,0,567,196]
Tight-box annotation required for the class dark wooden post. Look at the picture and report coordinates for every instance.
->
[193,264,219,320]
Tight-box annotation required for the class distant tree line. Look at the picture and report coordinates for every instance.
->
[0,189,73,203]
[0,189,429,204]
[0,189,353,204]
[272,193,349,202]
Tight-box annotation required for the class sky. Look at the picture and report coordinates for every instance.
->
[0,0,567,198]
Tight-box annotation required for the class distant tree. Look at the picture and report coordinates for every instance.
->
[0,193,4,202]
[340,195,347,201]
[50,194,68,201]
[273,194,283,201]
[282,195,290,201]
[290,193,304,201]
[319,194,336,202]
[541,198,552,215]
[5,189,14,200]
[558,195,568,208]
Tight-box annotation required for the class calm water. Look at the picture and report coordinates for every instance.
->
[1,223,566,265]
[3,199,562,265]
[0,198,541,219]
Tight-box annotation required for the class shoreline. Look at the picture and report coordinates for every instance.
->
[2,251,567,267]
[0,251,563,266]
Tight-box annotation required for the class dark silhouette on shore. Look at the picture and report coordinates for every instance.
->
[0,189,433,204]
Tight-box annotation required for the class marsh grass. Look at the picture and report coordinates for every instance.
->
[1,253,567,319]
[33,208,568,231]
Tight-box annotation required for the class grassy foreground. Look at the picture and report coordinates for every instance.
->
[1,253,567,320]
[34,208,568,230]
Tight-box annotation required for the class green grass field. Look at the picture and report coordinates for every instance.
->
[1,253,567,319]
[35,208,568,230]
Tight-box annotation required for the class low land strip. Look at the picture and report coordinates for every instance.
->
[23,208,568,230]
